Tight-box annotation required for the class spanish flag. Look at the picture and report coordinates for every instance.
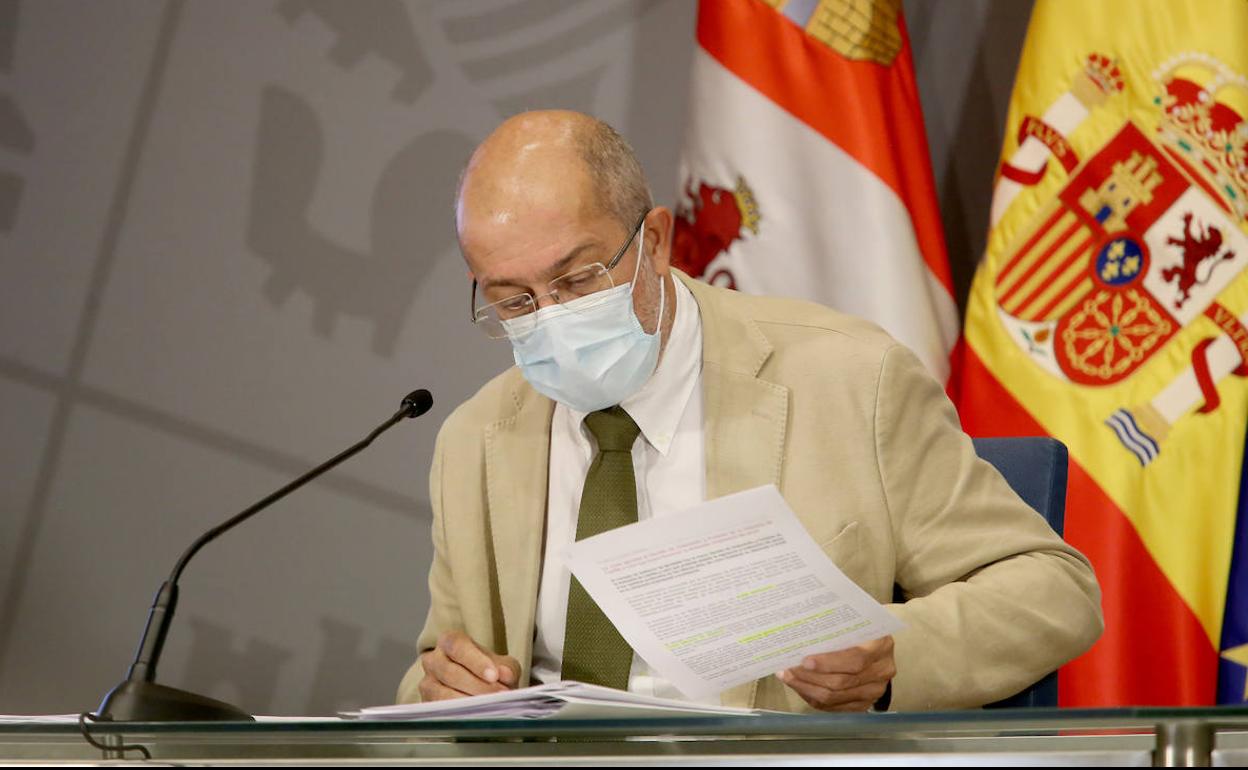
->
[951,0,1248,705]
[673,0,958,380]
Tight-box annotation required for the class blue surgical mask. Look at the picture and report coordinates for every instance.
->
[506,225,666,412]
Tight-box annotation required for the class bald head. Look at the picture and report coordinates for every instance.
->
[456,112,652,262]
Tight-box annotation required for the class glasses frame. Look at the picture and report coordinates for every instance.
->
[469,211,649,331]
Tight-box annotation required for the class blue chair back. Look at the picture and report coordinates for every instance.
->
[973,436,1068,709]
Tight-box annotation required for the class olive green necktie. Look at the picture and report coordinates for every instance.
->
[561,406,641,689]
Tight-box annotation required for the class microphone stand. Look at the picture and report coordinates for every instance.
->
[93,390,433,722]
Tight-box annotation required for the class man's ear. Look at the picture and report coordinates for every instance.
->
[645,206,675,274]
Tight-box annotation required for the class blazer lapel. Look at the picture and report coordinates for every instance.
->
[484,376,555,680]
[682,271,789,501]
[680,273,790,710]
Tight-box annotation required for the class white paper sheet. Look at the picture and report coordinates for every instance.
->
[563,485,904,699]
[0,714,343,723]
[0,714,82,724]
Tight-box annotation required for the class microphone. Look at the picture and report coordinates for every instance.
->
[94,389,433,722]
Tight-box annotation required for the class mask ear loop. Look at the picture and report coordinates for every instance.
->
[630,220,665,337]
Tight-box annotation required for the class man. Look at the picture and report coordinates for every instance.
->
[397,110,1102,712]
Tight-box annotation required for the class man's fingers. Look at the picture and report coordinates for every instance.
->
[438,631,503,683]
[797,637,893,675]
[418,676,471,702]
[777,672,837,708]
[783,665,863,691]
[423,645,508,696]
[418,650,475,701]
[797,649,869,675]
[442,661,512,696]
[427,633,520,694]
[489,654,522,687]
[777,670,888,711]
[783,658,893,691]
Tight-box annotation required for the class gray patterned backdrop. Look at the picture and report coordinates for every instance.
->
[0,0,1031,716]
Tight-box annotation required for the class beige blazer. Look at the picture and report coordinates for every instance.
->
[397,271,1103,711]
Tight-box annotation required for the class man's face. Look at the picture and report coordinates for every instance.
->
[460,167,669,336]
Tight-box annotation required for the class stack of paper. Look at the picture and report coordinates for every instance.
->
[0,714,82,724]
[343,682,758,721]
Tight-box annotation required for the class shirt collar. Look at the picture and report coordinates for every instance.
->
[565,275,703,456]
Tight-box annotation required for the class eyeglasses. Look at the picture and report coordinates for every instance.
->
[469,212,648,340]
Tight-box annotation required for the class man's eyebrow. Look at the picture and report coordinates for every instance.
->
[480,241,601,290]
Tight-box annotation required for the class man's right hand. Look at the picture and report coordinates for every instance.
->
[418,630,522,701]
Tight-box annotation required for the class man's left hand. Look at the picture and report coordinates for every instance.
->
[776,635,895,712]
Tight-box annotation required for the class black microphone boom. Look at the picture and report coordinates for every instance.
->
[95,389,432,722]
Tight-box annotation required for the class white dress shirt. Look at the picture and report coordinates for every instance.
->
[530,276,715,702]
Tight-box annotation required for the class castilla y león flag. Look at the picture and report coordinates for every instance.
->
[672,0,958,381]
[951,0,1248,705]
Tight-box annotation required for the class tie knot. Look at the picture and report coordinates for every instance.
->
[584,406,641,452]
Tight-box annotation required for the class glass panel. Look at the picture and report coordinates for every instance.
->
[2,707,1247,762]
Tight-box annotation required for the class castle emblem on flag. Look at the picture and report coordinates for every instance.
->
[990,52,1248,465]
[760,0,903,66]
[672,174,760,289]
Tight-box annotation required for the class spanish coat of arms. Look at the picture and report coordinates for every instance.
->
[992,53,1248,465]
